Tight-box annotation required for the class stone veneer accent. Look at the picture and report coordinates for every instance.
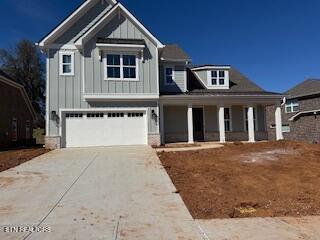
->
[45,136,61,150]
[148,133,161,146]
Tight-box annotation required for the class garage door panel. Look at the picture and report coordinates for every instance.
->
[65,112,147,148]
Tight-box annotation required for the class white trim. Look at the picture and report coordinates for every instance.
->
[47,44,78,50]
[184,66,187,92]
[289,109,320,121]
[46,49,50,136]
[75,3,164,48]
[38,0,117,47]
[82,50,85,95]
[59,107,148,147]
[156,48,160,94]
[163,65,175,86]
[103,52,139,81]
[96,43,145,50]
[191,66,231,71]
[59,51,75,76]
[84,94,159,101]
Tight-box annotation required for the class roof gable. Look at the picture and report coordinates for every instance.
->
[0,72,36,118]
[37,0,117,48]
[285,79,320,98]
[75,3,164,48]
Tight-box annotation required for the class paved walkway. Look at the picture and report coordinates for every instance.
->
[0,146,202,240]
[197,216,320,240]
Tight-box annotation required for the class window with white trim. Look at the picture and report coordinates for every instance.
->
[244,107,257,131]
[59,51,75,76]
[164,66,174,85]
[105,53,138,80]
[285,100,299,113]
[224,108,231,132]
[209,70,226,86]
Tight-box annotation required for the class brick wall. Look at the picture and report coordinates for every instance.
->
[266,96,320,143]
[0,81,34,148]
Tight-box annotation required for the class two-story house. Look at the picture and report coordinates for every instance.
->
[37,0,284,149]
[267,79,320,143]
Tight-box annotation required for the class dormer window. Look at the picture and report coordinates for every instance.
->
[206,69,230,89]
[210,70,226,86]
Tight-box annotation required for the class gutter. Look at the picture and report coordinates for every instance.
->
[289,109,320,121]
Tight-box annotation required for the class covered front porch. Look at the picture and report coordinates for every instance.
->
[159,95,284,144]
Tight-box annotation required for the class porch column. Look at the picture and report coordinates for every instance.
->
[248,106,255,142]
[160,103,165,145]
[275,102,284,141]
[187,103,194,144]
[218,105,226,143]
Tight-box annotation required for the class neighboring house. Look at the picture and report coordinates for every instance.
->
[37,0,284,149]
[267,79,320,143]
[0,70,36,148]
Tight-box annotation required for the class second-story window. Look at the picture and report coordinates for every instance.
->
[164,66,174,85]
[105,53,138,81]
[59,51,74,76]
[210,70,226,86]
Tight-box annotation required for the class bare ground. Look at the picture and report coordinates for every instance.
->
[158,141,320,219]
[0,148,49,172]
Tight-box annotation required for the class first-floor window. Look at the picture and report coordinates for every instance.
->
[12,118,17,142]
[244,107,257,131]
[164,66,174,85]
[59,51,75,76]
[224,108,231,132]
[105,53,138,80]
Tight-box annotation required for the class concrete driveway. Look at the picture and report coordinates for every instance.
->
[0,146,202,240]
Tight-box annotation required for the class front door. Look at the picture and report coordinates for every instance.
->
[193,108,204,142]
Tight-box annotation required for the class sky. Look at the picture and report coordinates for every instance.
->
[0,0,319,93]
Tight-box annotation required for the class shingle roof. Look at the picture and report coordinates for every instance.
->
[96,38,145,45]
[160,44,190,61]
[285,79,320,99]
[188,67,274,93]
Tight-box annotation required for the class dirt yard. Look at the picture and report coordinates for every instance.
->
[0,148,49,172]
[158,141,320,219]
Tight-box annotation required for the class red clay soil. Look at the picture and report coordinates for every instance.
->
[0,148,49,172]
[158,141,320,219]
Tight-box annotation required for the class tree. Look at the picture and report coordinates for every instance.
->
[0,40,45,115]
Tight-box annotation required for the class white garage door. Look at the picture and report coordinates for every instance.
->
[64,111,147,148]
